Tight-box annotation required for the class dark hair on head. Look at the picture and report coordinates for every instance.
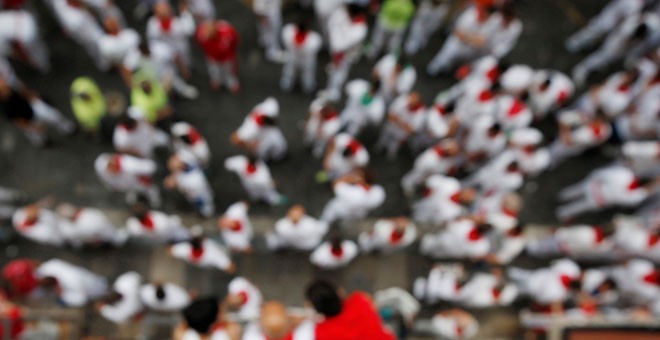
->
[509,223,524,236]
[499,61,511,74]
[444,100,456,113]
[370,78,382,93]
[139,42,150,55]
[362,168,376,185]
[296,18,309,32]
[476,223,493,234]
[490,80,502,92]
[119,114,137,130]
[182,297,219,334]
[519,90,529,102]
[247,154,259,165]
[260,116,277,126]
[330,236,343,250]
[305,280,342,317]
[632,23,648,40]
[489,122,502,134]
[601,278,617,290]
[102,291,124,305]
[541,77,552,89]
[347,4,365,17]
[155,284,166,301]
[190,236,203,250]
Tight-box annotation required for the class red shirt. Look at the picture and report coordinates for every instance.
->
[315,292,395,340]
[196,22,239,62]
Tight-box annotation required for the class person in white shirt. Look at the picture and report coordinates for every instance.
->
[266,205,328,251]
[577,69,642,120]
[528,70,574,119]
[527,225,614,259]
[404,0,450,55]
[171,122,211,168]
[310,237,358,269]
[458,271,518,308]
[170,235,235,273]
[556,165,653,221]
[319,170,386,225]
[51,0,106,70]
[164,152,215,217]
[427,4,497,76]
[612,217,660,260]
[225,154,285,206]
[413,263,465,304]
[0,2,49,72]
[373,54,417,103]
[615,81,660,141]
[113,107,169,158]
[609,258,660,304]
[280,20,322,94]
[226,277,263,322]
[323,4,368,100]
[548,111,612,169]
[98,16,140,69]
[322,133,369,180]
[565,0,644,52]
[507,128,551,177]
[304,96,342,158]
[242,301,296,340]
[185,0,216,21]
[508,258,582,307]
[231,97,288,162]
[56,203,128,248]
[12,203,66,247]
[465,152,524,194]
[486,4,522,59]
[401,139,461,196]
[146,1,195,76]
[376,92,427,160]
[174,297,241,339]
[340,78,386,136]
[622,141,660,179]
[97,271,143,324]
[420,217,492,259]
[140,282,191,312]
[95,153,160,206]
[413,175,475,226]
[35,258,108,307]
[218,202,254,253]
[414,309,479,340]
[126,202,190,243]
[462,115,506,166]
[253,0,282,61]
[358,217,417,253]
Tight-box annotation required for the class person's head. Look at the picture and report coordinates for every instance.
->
[305,280,342,317]
[103,16,121,35]
[538,76,552,92]
[502,193,522,214]
[369,78,381,94]
[132,196,150,218]
[458,188,477,204]
[106,155,122,174]
[499,2,516,23]
[288,205,305,224]
[139,42,151,56]
[190,236,203,251]
[407,92,424,111]
[346,4,365,19]
[155,283,166,301]
[631,23,649,41]
[119,114,138,130]
[260,301,291,340]
[38,276,58,289]
[198,20,217,41]
[101,291,123,305]
[441,139,460,156]
[295,18,309,34]
[167,154,185,172]
[506,160,520,173]
[140,80,153,95]
[182,297,219,335]
[487,122,502,137]
[153,1,172,19]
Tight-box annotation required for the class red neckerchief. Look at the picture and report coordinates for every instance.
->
[628,178,640,191]
[502,206,517,217]
[332,52,345,66]
[230,221,243,232]
[253,113,267,126]
[159,17,173,32]
[191,247,204,261]
[346,139,362,155]
[294,29,308,47]
[352,15,367,24]
[188,129,202,144]
[323,110,339,121]
[592,227,605,244]
[331,245,343,257]
[19,217,37,230]
[557,90,569,104]
[245,162,257,175]
[491,287,502,300]
[642,271,659,285]
[467,227,482,241]
[138,176,152,186]
[486,67,499,82]
[237,291,249,305]
[580,301,598,315]
[390,229,405,244]
[358,183,371,191]
[455,64,471,80]
[617,83,630,92]
[478,90,494,102]
[559,275,572,288]
[140,214,155,230]
[507,100,526,117]
[455,324,463,337]
[71,209,84,222]
[648,234,660,248]
[111,155,123,172]
[522,145,536,155]
[591,123,604,138]
[433,146,444,157]
[450,192,461,204]
[435,104,449,116]
[408,102,424,113]
[423,187,433,197]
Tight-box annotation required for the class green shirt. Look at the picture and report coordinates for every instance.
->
[379,0,415,31]
[70,77,106,132]
[130,70,168,124]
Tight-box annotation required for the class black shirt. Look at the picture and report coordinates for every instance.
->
[0,89,34,122]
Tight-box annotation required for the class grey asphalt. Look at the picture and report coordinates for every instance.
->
[0,0,631,338]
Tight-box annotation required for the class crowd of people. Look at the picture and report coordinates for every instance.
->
[0,0,659,339]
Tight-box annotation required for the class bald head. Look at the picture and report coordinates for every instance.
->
[260,301,290,340]
[153,1,172,18]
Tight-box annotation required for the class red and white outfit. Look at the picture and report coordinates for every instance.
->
[358,219,417,253]
[508,259,581,305]
[557,165,649,220]
[0,6,49,72]
[323,133,369,179]
[99,271,143,324]
[413,175,465,226]
[50,0,105,69]
[377,94,426,159]
[319,182,385,225]
[615,83,660,141]
[113,107,169,158]
[195,20,240,91]
[508,128,550,176]
[304,97,342,157]
[404,0,450,55]
[494,95,532,131]
[266,214,329,251]
[146,9,195,66]
[458,273,518,307]
[527,225,613,258]
[423,103,455,141]
[35,259,108,307]
[465,152,523,194]
[280,23,322,93]
[225,155,283,206]
[528,70,574,119]
[420,218,491,259]
[12,207,65,247]
[499,65,534,97]
[610,259,660,304]
[126,210,190,243]
[98,27,140,67]
[549,112,612,168]
[170,151,215,217]
[413,264,464,304]
[171,122,211,168]
[170,238,233,272]
[95,153,160,206]
[310,240,358,269]
[373,54,417,102]
[58,207,128,248]
[228,276,263,321]
[340,79,386,136]
[140,283,190,312]
[234,97,288,161]
[614,220,660,260]
[463,115,506,161]
[401,143,460,195]
[220,202,253,252]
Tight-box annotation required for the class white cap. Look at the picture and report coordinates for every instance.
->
[171,122,190,137]
[552,258,581,279]
[510,128,543,146]
[581,269,607,293]
[257,97,279,117]
[127,106,146,120]
[501,65,534,94]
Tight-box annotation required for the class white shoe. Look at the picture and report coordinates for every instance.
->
[179,85,199,100]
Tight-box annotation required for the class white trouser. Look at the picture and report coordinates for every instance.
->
[566,7,619,52]
[572,44,624,85]
[189,192,215,217]
[320,199,365,225]
[401,168,429,195]
[358,232,380,252]
[326,55,353,100]
[377,123,407,159]
[427,36,482,75]
[369,19,405,59]
[340,107,369,137]
[206,59,239,89]
[69,24,106,70]
[548,139,587,169]
[556,181,599,220]
[281,57,317,93]
[526,236,562,257]
[244,183,282,206]
[31,99,75,134]
[405,5,447,55]
[257,12,282,56]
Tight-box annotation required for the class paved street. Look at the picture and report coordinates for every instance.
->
[0,0,633,338]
